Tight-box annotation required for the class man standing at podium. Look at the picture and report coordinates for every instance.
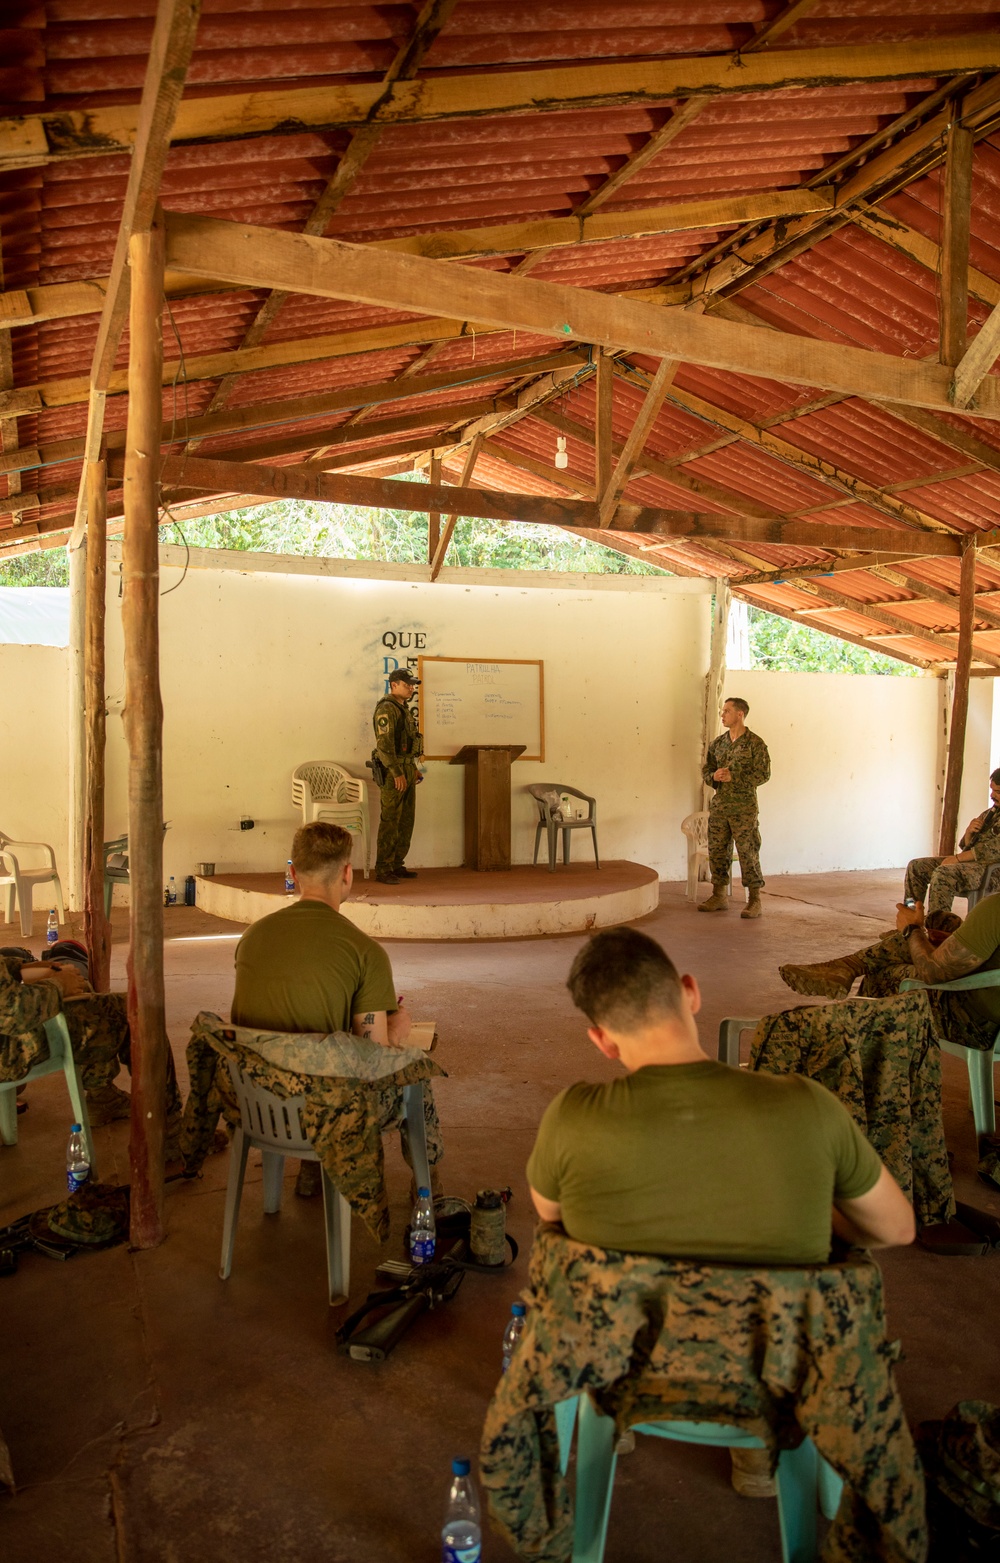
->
[373,667,424,885]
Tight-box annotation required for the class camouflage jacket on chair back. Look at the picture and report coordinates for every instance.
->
[480,1225,926,1563]
[181,1013,445,1241]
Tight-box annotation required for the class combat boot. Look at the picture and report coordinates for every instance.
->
[778,952,865,998]
[730,1447,777,1498]
[698,886,729,912]
[741,890,763,920]
[85,1083,131,1126]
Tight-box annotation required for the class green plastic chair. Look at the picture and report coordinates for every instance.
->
[901,968,1000,1136]
[555,1392,843,1563]
[0,1013,98,1172]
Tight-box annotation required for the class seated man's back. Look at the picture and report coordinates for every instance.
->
[233,897,393,1035]
[528,927,915,1266]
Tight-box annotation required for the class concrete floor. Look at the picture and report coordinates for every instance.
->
[1,871,999,1562]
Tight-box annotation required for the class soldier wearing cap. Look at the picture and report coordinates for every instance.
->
[372,667,424,885]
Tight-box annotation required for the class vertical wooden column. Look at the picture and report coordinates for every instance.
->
[940,118,973,368]
[84,459,111,994]
[67,537,87,913]
[122,215,168,1249]
[427,449,441,563]
[703,578,730,810]
[938,539,977,854]
[595,349,614,501]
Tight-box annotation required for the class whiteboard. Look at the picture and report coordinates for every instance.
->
[418,657,544,761]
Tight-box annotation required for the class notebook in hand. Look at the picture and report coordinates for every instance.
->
[408,1020,438,1052]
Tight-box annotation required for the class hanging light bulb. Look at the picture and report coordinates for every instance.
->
[554,436,569,470]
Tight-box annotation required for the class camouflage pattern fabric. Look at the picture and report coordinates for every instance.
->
[918,1400,1000,1533]
[480,1225,926,1563]
[904,857,987,914]
[181,1012,445,1241]
[961,804,1000,862]
[855,929,921,999]
[702,729,770,890]
[750,992,954,1227]
[708,801,764,890]
[373,694,422,871]
[0,955,124,1093]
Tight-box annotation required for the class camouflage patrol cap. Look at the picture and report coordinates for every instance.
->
[388,667,419,686]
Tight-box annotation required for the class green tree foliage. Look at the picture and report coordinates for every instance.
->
[0,549,69,587]
[747,605,916,676]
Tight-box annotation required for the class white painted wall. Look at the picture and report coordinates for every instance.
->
[0,645,70,881]
[99,551,712,884]
[724,670,945,875]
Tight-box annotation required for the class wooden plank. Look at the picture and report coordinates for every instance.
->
[940,122,974,367]
[430,436,482,580]
[142,452,965,552]
[849,205,1000,309]
[0,234,23,526]
[122,216,169,1250]
[5,37,998,170]
[427,450,442,563]
[732,586,936,669]
[84,460,111,996]
[573,99,710,216]
[71,0,201,547]
[734,552,970,587]
[939,540,978,849]
[952,298,1000,408]
[162,212,1000,419]
[743,0,821,49]
[874,562,1000,632]
[783,571,1000,667]
[599,359,678,526]
[594,351,614,499]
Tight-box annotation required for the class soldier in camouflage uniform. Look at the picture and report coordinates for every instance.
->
[372,667,423,885]
[904,767,1000,913]
[480,1224,927,1563]
[700,695,771,920]
[779,910,963,1000]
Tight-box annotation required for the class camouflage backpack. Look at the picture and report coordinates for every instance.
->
[918,1401,1000,1558]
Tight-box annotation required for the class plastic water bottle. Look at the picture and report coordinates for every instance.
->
[284,861,295,894]
[441,1457,481,1563]
[502,1301,527,1373]
[46,909,58,946]
[167,876,177,905]
[66,1124,90,1193]
[409,1186,436,1266]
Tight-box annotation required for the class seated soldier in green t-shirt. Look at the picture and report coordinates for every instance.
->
[527,927,914,1266]
[232,819,427,1197]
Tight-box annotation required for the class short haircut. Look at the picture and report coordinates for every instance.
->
[724,695,750,716]
[567,927,684,1030]
[291,821,353,879]
[991,768,1000,785]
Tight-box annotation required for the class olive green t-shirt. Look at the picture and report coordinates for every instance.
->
[231,899,396,1034]
[952,892,1000,1024]
[526,1060,882,1265]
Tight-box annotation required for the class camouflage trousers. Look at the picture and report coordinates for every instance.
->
[854,929,919,998]
[708,799,763,890]
[480,1225,926,1563]
[376,776,416,874]
[751,990,964,1227]
[904,855,986,914]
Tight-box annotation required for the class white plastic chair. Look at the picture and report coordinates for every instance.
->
[0,831,65,938]
[681,811,734,900]
[0,1013,98,1172]
[219,1062,431,1307]
[291,762,370,878]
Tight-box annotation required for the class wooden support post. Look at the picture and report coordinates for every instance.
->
[429,435,483,580]
[67,539,87,913]
[940,118,973,367]
[939,538,977,853]
[427,449,441,563]
[703,579,730,809]
[122,216,168,1249]
[84,460,111,993]
[595,350,613,500]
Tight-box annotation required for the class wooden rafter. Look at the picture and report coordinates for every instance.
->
[69,0,201,546]
[873,563,1000,632]
[429,436,483,580]
[940,119,974,368]
[952,300,1000,409]
[768,573,1000,668]
[849,204,1000,309]
[599,360,679,527]
[4,37,998,172]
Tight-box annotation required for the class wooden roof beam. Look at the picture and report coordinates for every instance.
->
[731,588,935,670]
[4,37,998,171]
[940,119,974,368]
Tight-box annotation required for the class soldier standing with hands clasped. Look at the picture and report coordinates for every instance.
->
[699,695,771,920]
[372,667,424,885]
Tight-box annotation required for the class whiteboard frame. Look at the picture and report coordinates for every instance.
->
[418,656,545,762]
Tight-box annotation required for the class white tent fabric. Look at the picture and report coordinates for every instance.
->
[0,587,70,647]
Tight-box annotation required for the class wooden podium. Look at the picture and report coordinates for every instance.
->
[451,744,526,870]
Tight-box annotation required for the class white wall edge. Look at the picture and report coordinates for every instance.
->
[104,541,714,596]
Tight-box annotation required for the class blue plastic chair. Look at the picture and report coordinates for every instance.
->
[901,968,1000,1136]
[0,1013,98,1172]
[555,1392,843,1563]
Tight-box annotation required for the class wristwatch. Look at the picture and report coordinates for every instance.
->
[901,923,920,938]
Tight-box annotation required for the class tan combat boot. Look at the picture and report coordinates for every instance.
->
[778,952,865,998]
[698,886,729,912]
[730,1447,777,1498]
[741,890,763,919]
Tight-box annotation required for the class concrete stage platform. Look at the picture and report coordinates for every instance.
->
[196,860,659,939]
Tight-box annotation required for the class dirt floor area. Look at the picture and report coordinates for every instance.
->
[1,871,998,1561]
